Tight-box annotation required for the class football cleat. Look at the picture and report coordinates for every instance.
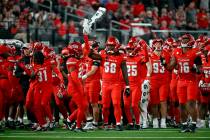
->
[0,125,4,132]
[83,122,94,130]
[142,121,149,129]
[189,123,196,133]
[125,124,134,130]
[74,128,87,133]
[153,118,159,128]
[180,124,190,133]
[115,125,123,131]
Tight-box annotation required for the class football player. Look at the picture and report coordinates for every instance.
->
[124,37,150,130]
[149,39,171,128]
[161,34,202,132]
[88,36,130,131]
[66,42,88,132]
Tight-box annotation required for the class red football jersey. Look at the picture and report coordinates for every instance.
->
[126,55,144,84]
[100,50,125,83]
[33,62,53,84]
[0,56,8,77]
[7,56,20,85]
[173,48,199,81]
[150,50,170,80]
[85,57,101,82]
[66,57,86,83]
[201,56,210,83]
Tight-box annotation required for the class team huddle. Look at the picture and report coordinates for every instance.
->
[0,25,210,133]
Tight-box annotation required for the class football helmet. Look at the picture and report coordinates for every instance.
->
[128,36,138,45]
[165,37,175,47]
[61,48,70,57]
[33,42,44,52]
[42,46,55,58]
[67,42,83,58]
[126,42,137,56]
[180,34,195,48]
[105,36,120,54]
[125,39,143,56]
[152,39,163,51]
[0,44,11,55]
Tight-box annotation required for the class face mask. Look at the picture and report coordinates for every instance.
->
[181,43,188,48]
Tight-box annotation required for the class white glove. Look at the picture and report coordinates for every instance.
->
[57,89,63,99]
[82,74,88,80]
[199,80,204,87]
[83,18,92,35]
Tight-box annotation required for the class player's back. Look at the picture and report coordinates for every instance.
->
[33,62,52,85]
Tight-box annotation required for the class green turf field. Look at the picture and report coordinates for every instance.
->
[0,128,210,140]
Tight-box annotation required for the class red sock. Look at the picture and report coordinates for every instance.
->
[114,104,122,124]
[34,107,46,126]
[102,107,110,124]
[76,109,85,128]
[69,100,77,113]
[124,106,132,124]
[44,104,53,122]
[0,91,4,120]
[132,106,140,125]
[69,109,78,122]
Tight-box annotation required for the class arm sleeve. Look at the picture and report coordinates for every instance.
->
[83,34,90,55]
[17,62,32,76]
[92,60,101,67]
[194,56,202,66]
[53,66,64,82]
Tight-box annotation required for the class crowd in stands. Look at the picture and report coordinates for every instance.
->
[0,0,209,45]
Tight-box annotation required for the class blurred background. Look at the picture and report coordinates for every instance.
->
[0,0,210,52]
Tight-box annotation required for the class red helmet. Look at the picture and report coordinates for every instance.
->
[165,38,175,47]
[195,35,207,48]
[105,36,120,54]
[88,40,100,51]
[204,45,210,51]
[128,36,138,44]
[0,44,11,55]
[61,48,70,57]
[205,38,210,46]
[42,46,55,58]
[204,45,210,58]
[33,42,44,52]
[198,35,208,42]
[67,42,83,58]
[180,34,195,47]
[126,42,137,56]
[152,39,163,51]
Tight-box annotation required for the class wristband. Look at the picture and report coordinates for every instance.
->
[125,86,130,88]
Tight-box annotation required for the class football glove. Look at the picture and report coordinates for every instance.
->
[198,80,204,88]
[160,55,166,66]
[124,86,131,97]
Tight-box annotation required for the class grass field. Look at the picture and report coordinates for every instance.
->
[0,128,210,140]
